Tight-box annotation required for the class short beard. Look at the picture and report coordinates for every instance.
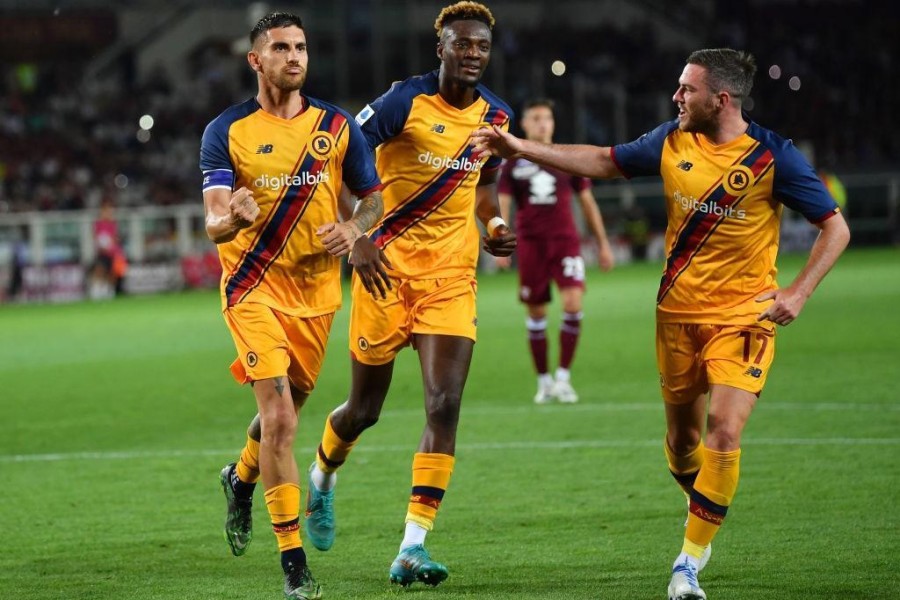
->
[680,100,718,137]
[267,71,305,92]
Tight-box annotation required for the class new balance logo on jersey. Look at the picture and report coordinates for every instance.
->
[744,366,763,378]
[256,144,274,154]
[430,124,446,134]
[418,150,481,172]
[676,160,693,171]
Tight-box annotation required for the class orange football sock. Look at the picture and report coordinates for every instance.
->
[405,452,455,531]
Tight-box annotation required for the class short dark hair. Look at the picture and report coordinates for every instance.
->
[687,48,757,100]
[434,1,495,38]
[522,98,555,114]
[250,12,304,47]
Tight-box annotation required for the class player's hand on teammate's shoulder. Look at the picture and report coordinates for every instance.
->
[317,221,363,257]
[482,224,517,257]
[229,187,260,230]
[348,237,393,300]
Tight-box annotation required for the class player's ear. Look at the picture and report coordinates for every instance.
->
[717,91,729,110]
[436,41,444,61]
[247,51,261,73]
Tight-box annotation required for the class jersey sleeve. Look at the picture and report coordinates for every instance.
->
[354,81,412,151]
[771,142,840,223]
[199,118,234,192]
[497,159,514,194]
[341,114,382,197]
[610,120,679,179]
[482,112,511,173]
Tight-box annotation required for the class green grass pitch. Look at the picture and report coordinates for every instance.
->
[1,247,898,599]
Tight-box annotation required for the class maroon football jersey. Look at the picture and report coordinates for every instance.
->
[498,158,591,239]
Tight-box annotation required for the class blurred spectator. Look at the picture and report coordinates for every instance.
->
[89,201,127,299]
[818,169,848,214]
[6,225,28,302]
[623,205,650,262]
[0,2,894,214]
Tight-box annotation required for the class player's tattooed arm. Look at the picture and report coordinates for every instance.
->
[348,189,392,300]
[274,376,286,398]
[348,189,383,236]
[318,190,383,257]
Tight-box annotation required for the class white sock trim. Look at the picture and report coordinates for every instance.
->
[526,317,547,331]
[400,521,428,550]
[310,462,336,492]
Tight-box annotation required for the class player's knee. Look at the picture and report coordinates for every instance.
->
[424,391,461,427]
[667,430,702,455]
[704,418,742,451]
[260,408,298,450]
[561,299,582,314]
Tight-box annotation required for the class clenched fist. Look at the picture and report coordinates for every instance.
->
[229,187,260,230]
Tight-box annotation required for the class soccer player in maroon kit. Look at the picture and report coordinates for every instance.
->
[497,99,614,403]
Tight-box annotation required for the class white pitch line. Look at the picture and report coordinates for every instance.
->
[378,401,900,418]
[3,437,898,464]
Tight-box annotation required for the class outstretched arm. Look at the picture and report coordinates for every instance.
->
[471,125,623,180]
[756,212,850,326]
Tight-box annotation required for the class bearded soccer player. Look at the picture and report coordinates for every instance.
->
[302,1,516,588]
[497,99,614,404]
[200,12,389,600]
[472,48,849,600]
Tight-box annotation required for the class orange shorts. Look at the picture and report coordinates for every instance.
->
[656,322,776,404]
[223,302,334,393]
[349,273,478,365]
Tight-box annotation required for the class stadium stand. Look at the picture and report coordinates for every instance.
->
[0,0,896,300]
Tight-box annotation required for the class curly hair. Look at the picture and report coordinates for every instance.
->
[434,1,495,38]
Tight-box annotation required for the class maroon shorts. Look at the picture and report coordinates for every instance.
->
[517,236,585,304]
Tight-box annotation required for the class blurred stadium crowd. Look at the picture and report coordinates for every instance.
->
[0,0,895,214]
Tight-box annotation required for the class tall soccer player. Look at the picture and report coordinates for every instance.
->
[302,1,516,588]
[472,48,849,600]
[200,12,389,600]
[497,99,614,404]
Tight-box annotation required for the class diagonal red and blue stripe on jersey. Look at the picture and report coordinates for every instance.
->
[370,106,507,248]
[657,142,775,304]
[225,111,347,307]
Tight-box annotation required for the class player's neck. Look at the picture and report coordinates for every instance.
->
[256,88,305,120]
[438,77,478,110]
[706,112,749,146]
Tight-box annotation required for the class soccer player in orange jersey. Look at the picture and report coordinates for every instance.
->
[472,48,850,600]
[200,12,390,600]
[497,99,615,404]
[303,1,516,588]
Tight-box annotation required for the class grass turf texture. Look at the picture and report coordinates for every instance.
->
[2,247,898,599]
